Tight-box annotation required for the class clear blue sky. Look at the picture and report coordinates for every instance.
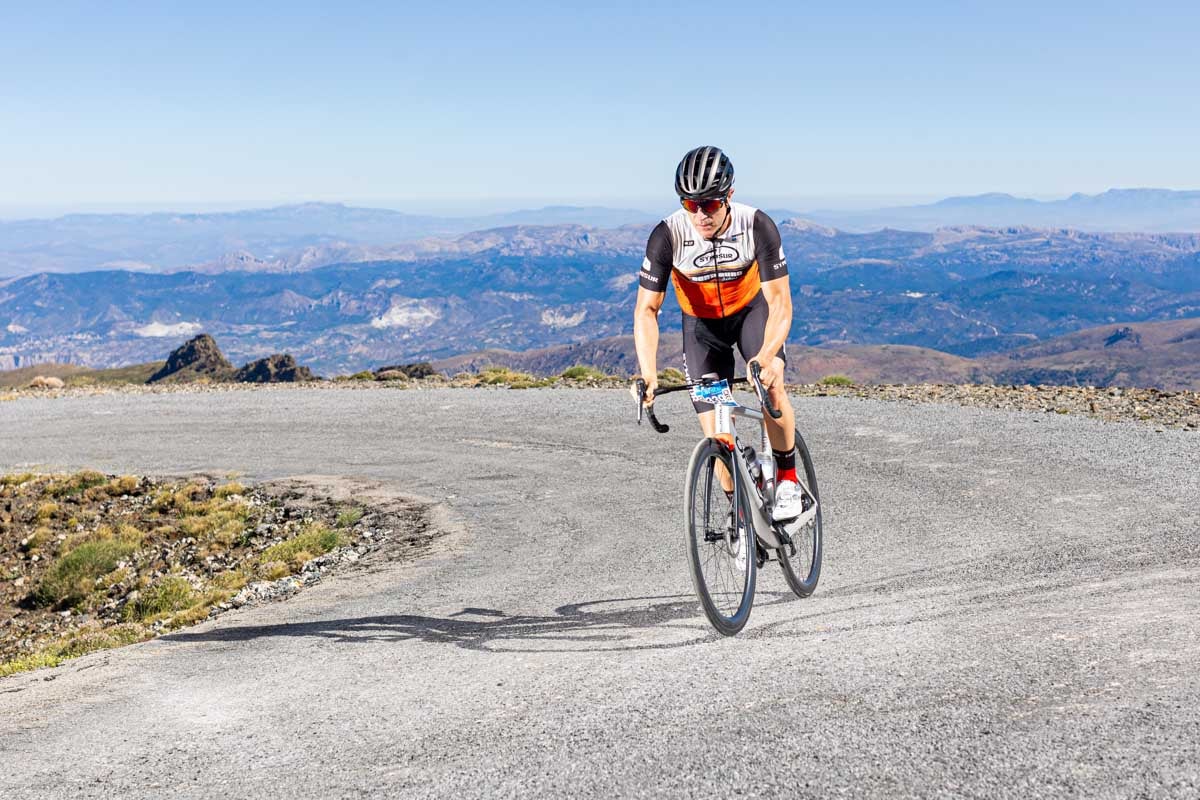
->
[2,0,1197,217]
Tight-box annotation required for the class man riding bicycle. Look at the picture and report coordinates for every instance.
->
[632,145,805,521]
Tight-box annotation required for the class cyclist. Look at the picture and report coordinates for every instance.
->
[632,145,805,521]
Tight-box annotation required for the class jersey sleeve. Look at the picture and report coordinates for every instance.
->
[753,210,788,281]
[638,221,673,293]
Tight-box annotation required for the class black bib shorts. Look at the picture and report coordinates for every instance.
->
[681,291,787,412]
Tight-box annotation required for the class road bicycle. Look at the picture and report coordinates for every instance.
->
[636,362,822,636]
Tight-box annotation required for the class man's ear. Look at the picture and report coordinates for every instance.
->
[727,188,736,202]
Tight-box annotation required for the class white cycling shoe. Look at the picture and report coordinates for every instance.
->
[772,480,808,522]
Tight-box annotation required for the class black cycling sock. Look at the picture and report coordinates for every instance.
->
[774,449,798,484]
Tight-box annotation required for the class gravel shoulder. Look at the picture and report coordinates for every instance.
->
[4,376,1197,430]
[1,387,1197,798]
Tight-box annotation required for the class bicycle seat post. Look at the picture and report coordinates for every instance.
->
[714,402,734,439]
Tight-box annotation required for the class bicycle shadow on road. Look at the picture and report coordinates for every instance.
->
[164,592,796,654]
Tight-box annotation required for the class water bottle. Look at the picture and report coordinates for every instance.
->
[758,452,775,489]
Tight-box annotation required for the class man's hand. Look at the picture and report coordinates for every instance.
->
[630,376,658,407]
[752,355,786,390]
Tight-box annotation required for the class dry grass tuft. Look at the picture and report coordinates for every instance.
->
[260,523,346,570]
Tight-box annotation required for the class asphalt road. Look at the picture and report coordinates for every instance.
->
[2,386,1198,798]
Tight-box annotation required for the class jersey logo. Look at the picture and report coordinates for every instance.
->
[692,245,740,269]
[683,239,694,246]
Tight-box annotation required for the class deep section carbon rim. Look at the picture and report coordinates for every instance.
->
[778,428,823,597]
[684,439,756,635]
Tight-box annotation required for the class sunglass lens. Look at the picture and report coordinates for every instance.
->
[682,198,723,214]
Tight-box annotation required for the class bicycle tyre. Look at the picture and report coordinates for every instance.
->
[778,428,823,597]
[684,437,756,636]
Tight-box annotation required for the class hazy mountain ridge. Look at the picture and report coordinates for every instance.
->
[0,203,657,277]
[799,188,1200,233]
[5,189,1200,278]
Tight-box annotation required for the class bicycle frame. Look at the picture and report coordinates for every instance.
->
[713,401,788,550]
[638,367,796,552]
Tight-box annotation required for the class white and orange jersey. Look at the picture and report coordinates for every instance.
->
[638,201,788,319]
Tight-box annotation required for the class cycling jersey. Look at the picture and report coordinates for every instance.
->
[638,202,788,319]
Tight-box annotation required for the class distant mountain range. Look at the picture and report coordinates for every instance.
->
[4,188,1200,278]
[2,220,1198,387]
[0,203,656,277]
[793,188,1200,233]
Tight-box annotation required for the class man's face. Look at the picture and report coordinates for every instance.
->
[684,191,732,238]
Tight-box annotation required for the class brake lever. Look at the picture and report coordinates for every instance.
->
[749,360,783,419]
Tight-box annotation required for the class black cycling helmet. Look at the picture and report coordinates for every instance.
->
[675,146,735,200]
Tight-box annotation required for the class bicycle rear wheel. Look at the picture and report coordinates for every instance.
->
[684,437,756,636]
[778,428,823,597]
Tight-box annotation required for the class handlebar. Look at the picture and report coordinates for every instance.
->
[634,361,781,434]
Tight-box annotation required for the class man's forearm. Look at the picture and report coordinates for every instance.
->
[634,308,660,379]
[759,301,792,362]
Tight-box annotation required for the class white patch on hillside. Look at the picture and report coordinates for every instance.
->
[371,299,441,330]
[133,321,204,338]
[6,322,28,333]
[541,308,587,329]
[606,274,637,291]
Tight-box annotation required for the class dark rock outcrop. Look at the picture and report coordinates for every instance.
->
[373,362,438,380]
[148,334,234,383]
[233,354,316,383]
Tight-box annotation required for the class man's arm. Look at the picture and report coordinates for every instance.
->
[633,286,666,385]
[752,210,792,387]
[631,221,674,401]
[754,276,793,380]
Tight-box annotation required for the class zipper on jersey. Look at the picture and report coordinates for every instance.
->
[711,236,727,318]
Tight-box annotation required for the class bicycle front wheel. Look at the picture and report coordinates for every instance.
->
[684,437,756,636]
[778,428,823,597]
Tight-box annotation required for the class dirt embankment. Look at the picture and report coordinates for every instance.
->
[0,472,440,676]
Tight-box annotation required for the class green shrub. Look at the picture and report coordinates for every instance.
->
[561,365,607,381]
[34,534,140,608]
[478,367,530,385]
[657,368,686,387]
[336,507,364,528]
[126,576,196,621]
[818,374,855,387]
[46,470,107,498]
